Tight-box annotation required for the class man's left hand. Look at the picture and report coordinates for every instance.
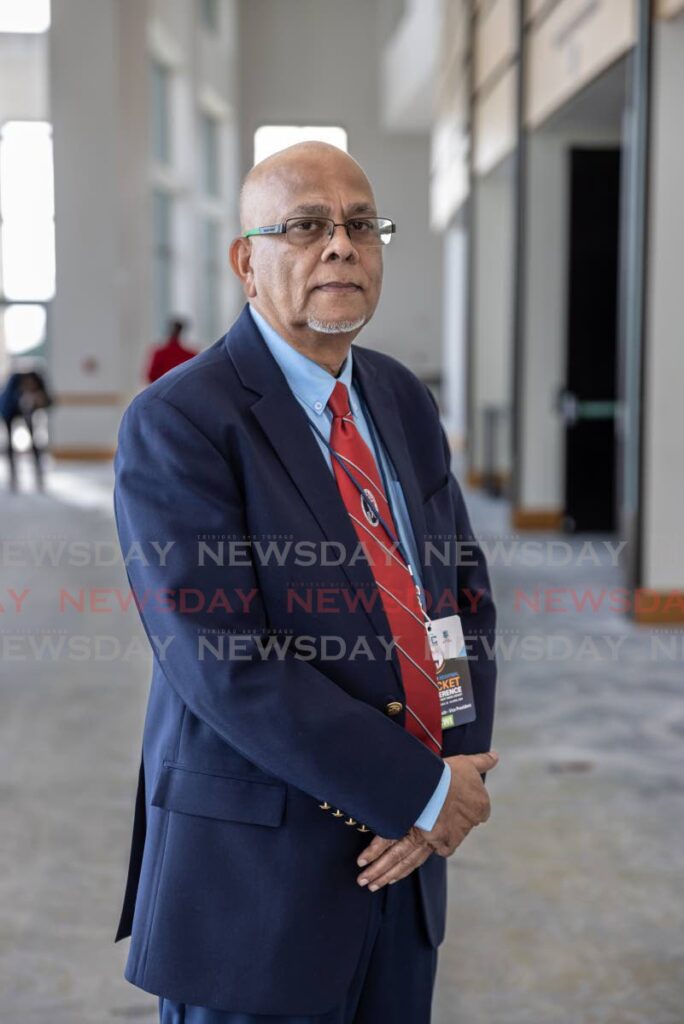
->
[355,829,432,891]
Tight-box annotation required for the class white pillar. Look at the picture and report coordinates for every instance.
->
[470,163,514,490]
[640,12,684,616]
[49,0,147,456]
[441,217,468,448]
[515,131,567,528]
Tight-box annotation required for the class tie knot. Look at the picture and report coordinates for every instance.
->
[327,381,351,420]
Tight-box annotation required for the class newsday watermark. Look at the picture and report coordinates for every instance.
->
[1,629,683,664]
[0,535,630,569]
[1,584,682,618]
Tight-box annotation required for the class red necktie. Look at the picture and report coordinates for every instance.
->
[327,381,443,755]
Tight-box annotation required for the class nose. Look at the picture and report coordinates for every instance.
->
[321,222,359,262]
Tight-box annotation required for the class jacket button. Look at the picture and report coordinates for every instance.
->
[385,700,404,716]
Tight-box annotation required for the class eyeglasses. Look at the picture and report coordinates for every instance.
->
[243,216,396,248]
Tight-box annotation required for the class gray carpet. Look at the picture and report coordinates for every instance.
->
[1,456,682,1023]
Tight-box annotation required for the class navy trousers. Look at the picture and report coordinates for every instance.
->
[158,871,438,1023]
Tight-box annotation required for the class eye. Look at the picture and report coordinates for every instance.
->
[290,218,326,233]
[348,219,373,232]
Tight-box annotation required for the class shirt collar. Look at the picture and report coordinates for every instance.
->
[248,303,358,417]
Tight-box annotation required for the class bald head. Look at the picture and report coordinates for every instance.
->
[239,141,376,232]
[229,139,385,363]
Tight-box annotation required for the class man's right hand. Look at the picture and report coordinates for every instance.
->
[355,750,499,891]
[421,750,499,857]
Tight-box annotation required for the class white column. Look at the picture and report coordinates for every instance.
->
[49,0,140,455]
[641,12,684,611]
[471,163,514,489]
[442,218,468,448]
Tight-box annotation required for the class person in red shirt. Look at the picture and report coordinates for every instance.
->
[144,318,198,383]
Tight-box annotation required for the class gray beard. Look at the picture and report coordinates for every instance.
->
[306,314,366,335]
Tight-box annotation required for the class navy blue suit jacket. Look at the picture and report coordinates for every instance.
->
[113,304,496,1016]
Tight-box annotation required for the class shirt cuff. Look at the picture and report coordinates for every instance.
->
[414,762,451,831]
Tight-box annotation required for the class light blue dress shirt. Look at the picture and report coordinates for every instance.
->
[248,304,450,830]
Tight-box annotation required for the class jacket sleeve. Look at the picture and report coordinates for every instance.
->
[113,394,445,839]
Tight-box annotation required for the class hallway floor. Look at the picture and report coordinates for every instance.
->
[0,457,682,1023]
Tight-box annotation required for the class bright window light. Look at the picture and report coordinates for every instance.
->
[0,121,55,301]
[3,304,47,355]
[253,126,348,166]
[0,0,50,33]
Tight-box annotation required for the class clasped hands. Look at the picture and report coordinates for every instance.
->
[356,751,499,891]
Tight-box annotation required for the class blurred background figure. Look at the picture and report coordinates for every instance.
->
[0,359,52,492]
[144,316,197,383]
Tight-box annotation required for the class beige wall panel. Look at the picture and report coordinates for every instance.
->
[525,0,554,23]
[526,0,635,128]
[474,0,517,92]
[474,64,517,175]
[657,0,684,17]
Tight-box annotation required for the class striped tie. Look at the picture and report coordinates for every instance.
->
[327,381,442,755]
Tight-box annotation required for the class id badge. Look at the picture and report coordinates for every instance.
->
[425,614,476,730]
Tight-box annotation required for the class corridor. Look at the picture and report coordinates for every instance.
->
[1,458,682,1024]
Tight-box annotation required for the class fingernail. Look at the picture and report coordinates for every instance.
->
[368,884,378,892]
[389,879,397,884]
[358,877,368,886]
[357,858,367,867]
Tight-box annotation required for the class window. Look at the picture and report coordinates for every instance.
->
[1,304,47,357]
[200,219,220,343]
[200,0,220,32]
[253,126,348,166]
[200,112,220,197]
[150,59,172,165]
[0,0,50,33]
[0,121,55,302]
[152,190,174,338]
[0,121,54,362]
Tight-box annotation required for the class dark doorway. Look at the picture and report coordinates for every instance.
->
[561,147,621,532]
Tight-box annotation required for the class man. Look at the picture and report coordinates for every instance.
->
[144,317,198,383]
[0,365,52,492]
[113,142,498,1023]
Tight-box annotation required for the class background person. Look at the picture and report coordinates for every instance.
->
[144,317,198,383]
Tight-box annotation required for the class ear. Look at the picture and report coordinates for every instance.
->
[229,237,257,298]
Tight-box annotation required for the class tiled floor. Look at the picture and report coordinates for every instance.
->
[1,456,682,1023]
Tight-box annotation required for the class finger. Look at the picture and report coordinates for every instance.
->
[357,833,424,885]
[357,835,395,868]
[466,750,500,773]
[365,844,432,891]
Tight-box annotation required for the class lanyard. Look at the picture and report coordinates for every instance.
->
[304,401,430,622]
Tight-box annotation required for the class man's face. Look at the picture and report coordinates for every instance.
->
[237,153,384,341]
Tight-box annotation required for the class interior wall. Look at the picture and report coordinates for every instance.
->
[148,0,242,361]
[238,0,442,380]
[48,0,241,452]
